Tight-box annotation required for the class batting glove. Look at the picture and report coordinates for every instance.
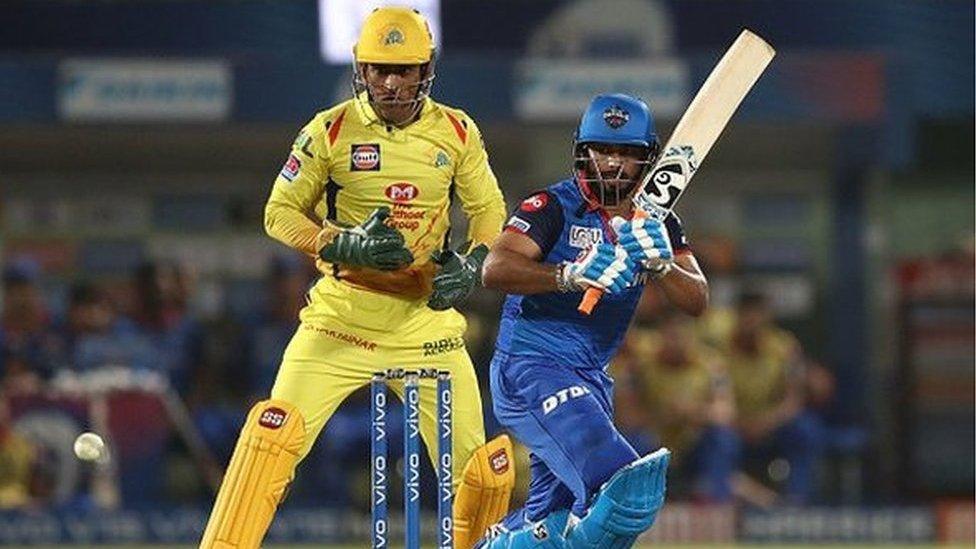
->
[558,243,636,294]
[615,216,673,278]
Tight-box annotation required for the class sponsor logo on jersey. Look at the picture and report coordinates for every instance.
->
[506,216,531,233]
[351,143,381,171]
[390,202,425,231]
[385,181,419,203]
[569,225,603,248]
[603,104,630,129]
[280,154,301,181]
[520,193,548,212]
[259,407,287,429]
[423,336,465,356]
[542,385,592,415]
[489,449,510,475]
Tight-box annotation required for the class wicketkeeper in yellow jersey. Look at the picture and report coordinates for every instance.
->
[200,7,514,549]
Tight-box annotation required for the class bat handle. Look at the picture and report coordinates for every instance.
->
[578,287,603,315]
[576,209,651,315]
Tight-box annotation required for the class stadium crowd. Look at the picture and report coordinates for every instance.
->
[1,254,836,512]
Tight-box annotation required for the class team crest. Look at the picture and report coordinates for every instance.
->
[384,28,405,46]
[603,104,629,129]
[434,150,451,168]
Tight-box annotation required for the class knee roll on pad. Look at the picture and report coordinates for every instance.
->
[199,399,306,549]
[565,448,670,549]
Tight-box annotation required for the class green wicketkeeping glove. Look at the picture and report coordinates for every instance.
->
[318,207,414,271]
[427,243,489,311]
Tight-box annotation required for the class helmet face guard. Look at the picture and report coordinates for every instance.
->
[351,7,437,126]
[572,93,660,209]
[574,142,658,207]
[351,57,436,125]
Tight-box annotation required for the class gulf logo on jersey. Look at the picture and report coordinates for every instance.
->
[351,143,381,171]
[385,182,419,203]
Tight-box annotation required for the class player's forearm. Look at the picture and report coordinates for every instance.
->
[482,247,560,294]
[655,259,709,316]
[264,200,324,256]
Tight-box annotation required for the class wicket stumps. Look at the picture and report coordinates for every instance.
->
[370,369,453,549]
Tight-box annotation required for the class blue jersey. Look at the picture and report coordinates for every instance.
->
[494,178,689,369]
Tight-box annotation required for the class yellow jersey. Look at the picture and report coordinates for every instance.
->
[264,94,507,300]
[628,328,723,454]
[721,327,799,420]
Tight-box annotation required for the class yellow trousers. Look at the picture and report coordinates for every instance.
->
[271,276,486,485]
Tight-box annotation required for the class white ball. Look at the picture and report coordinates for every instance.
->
[73,432,105,462]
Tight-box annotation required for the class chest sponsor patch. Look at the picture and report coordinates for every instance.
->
[569,225,603,248]
[385,181,419,203]
[280,154,301,181]
[506,216,531,233]
[351,143,381,171]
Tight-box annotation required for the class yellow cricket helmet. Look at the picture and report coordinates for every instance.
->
[353,6,435,65]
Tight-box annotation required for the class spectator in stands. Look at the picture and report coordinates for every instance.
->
[0,261,57,392]
[720,291,824,503]
[53,281,156,373]
[125,261,203,393]
[191,255,314,470]
[0,403,38,509]
[241,255,311,397]
[614,310,739,502]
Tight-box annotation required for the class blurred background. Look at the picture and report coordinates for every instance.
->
[0,0,972,546]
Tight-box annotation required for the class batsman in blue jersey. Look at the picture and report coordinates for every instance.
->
[478,93,709,548]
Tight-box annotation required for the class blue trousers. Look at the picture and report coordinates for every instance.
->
[490,351,640,520]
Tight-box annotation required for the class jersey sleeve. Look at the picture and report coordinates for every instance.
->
[264,115,332,256]
[504,191,564,256]
[665,212,691,254]
[451,115,508,249]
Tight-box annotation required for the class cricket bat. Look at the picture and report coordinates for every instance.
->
[579,29,775,314]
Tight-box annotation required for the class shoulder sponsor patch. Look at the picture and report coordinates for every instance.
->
[506,216,531,233]
[280,153,301,181]
[569,225,603,248]
[520,193,549,212]
[351,143,381,171]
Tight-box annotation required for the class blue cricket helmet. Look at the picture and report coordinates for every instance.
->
[573,93,660,208]
[574,93,658,150]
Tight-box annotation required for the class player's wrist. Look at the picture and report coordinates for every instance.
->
[555,261,581,293]
[648,261,673,281]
